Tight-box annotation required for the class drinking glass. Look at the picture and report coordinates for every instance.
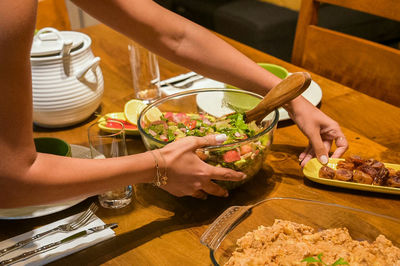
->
[128,42,161,104]
[87,120,132,209]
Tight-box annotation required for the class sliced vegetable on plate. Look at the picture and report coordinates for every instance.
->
[98,112,139,135]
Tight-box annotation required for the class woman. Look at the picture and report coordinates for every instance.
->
[0,0,347,208]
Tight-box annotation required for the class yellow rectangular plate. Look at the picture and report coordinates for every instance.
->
[98,112,140,136]
[303,158,400,195]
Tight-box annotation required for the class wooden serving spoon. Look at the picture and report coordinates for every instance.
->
[242,72,312,124]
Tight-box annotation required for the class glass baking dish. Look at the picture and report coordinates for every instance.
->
[200,197,400,265]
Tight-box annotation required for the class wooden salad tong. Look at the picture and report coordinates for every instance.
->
[243,72,312,124]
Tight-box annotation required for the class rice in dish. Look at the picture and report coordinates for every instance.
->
[225,219,400,265]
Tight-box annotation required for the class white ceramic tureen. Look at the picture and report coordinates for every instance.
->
[31,27,104,128]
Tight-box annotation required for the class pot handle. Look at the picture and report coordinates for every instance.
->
[34,27,64,42]
[75,57,101,81]
[34,27,73,59]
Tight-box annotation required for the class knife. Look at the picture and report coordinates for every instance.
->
[0,223,117,266]
[159,71,199,87]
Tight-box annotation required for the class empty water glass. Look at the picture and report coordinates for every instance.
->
[87,120,132,209]
[128,42,161,104]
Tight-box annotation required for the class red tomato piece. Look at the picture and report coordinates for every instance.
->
[106,118,137,130]
[106,122,123,129]
[164,112,174,121]
[223,150,241,163]
[240,144,252,155]
[123,124,138,130]
[174,113,189,123]
[185,120,197,130]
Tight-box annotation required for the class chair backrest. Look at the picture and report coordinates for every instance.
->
[36,0,71,31]
[292,0,400,107]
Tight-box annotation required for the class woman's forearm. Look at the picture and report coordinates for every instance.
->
[1,151,154,208]
[72,0,281,94]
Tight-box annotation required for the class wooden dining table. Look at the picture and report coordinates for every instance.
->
[1,24,399,265]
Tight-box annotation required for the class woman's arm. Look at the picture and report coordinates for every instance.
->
[72,0,348,165]
[0,0,244,208]
[71,0,281,94]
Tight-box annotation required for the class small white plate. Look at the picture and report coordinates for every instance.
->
[279,74,322,120]
[194,76,322,121]
[0,144,90,220]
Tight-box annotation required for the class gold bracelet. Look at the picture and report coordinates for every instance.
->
[149,150,167,187]
[157,150,168,186]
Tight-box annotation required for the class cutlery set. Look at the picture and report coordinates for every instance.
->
[159,72,204,89]
[0,203,116,265]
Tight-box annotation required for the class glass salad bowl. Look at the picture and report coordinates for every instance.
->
[137,88,279,189]
[200,197,400,265]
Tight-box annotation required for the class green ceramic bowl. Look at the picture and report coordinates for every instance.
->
[257,63,289,79]
[224,63,289,113]
[34,137,72,157]
[226,63,289,90]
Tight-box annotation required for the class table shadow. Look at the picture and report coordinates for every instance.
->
[303,178,400,200]
[49,166,276,265]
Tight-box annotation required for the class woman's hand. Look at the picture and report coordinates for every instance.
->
[158,134,246,199]
[287,97,349,167]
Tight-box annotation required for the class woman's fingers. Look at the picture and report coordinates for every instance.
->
[331,135,348,158]
[300,151,314,167]
[201,181,229,197]
[192,190,208,200]
[307,131,329,165]
[181,134,227,150]
[196,165,245,198]
[209,165,246,182]
[299,145,312,162]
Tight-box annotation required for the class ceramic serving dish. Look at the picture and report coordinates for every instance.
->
[200,197,400,265]
[303,158,400,195]
[31,27,104,128]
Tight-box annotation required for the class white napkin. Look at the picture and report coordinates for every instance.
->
[160,73,225,96]
[0,212,115,266]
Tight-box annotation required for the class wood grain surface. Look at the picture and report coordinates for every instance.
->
[36,0,71,31]
[1,24,399,266]
[292,0,400,108]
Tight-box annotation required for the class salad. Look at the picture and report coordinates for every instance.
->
[145,112,271,189]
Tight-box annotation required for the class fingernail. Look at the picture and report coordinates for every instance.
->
[319,155,328,164]
[224,191,229,197]
[215,134,227,143]
[242,174,247,180]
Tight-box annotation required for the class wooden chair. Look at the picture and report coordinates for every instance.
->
[36,0,71,31]
[292,0,400,107]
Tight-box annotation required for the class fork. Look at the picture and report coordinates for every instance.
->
[166,74,205,89]
[0,203,98,257]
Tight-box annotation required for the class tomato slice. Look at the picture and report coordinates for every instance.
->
[223,150,241,163]
[164,112,174,121]
[106,118,137,130]
[185,120,197,130]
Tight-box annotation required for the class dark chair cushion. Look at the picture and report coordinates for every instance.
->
[318,4,400,44]
[214,0,298,61]
[214,1,400,61]
[171,0,232,29]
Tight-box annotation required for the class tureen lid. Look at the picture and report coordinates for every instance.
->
[31,27,85,57]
